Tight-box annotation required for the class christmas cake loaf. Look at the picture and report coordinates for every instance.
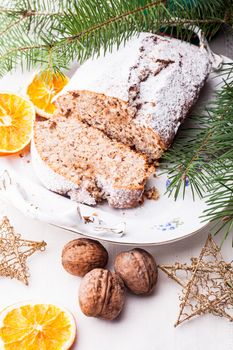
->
[55,33,211,161]
[32,33,211,208]
[32,113,153,208]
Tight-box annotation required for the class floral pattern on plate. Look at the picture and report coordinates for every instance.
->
[155,218,184,231]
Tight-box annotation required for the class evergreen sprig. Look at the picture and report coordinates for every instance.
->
[162,63,233,243]
[0,0,232,76]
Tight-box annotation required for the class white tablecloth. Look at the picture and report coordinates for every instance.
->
[0,30,233,350]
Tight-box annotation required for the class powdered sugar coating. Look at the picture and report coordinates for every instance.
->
[59,33,211,146]
[96,176,144,209]
[132,35,211,145]
[31,140,97,205]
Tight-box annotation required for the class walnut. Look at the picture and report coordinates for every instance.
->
[114,248,158,295]
[79,268,125,320]
[62,238,108,277]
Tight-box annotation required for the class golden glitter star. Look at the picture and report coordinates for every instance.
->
[159,234,233,326]
[0,216,46,285]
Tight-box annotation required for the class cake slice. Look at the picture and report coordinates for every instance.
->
[56,90,165,160]
[56,33,211,161]
[32,114,154,208]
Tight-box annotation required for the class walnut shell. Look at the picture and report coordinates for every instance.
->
[62,238,108,277]
[114,248,157,295]
[79,268,125,320]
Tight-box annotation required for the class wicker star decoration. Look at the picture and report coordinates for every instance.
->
[0,216,46,285]
[159,234,233,327]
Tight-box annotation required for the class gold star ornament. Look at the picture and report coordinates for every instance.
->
[159,234,233,326]
[0,216,46,285]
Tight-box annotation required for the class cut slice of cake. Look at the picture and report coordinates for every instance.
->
[55,90,165,160]
[32,114,154,208]
[56,33,211,161]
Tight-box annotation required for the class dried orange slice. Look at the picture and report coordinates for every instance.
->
[0,93,35,154]
[27,71,69,118]
[0,302,76,350]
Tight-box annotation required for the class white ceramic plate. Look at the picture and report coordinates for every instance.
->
[0,57,231,245]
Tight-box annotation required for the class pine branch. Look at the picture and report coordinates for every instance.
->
[0,0,167,75]
[0,7,64,16]
[0,1,73,74]
[163,63,233,243]
[0,0,231,76]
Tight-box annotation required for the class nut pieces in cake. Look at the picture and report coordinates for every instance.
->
[79,268,125,320]
[62,238,108,277]
[114,248,158,295]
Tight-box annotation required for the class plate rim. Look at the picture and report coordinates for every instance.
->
[50,221,210,246]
